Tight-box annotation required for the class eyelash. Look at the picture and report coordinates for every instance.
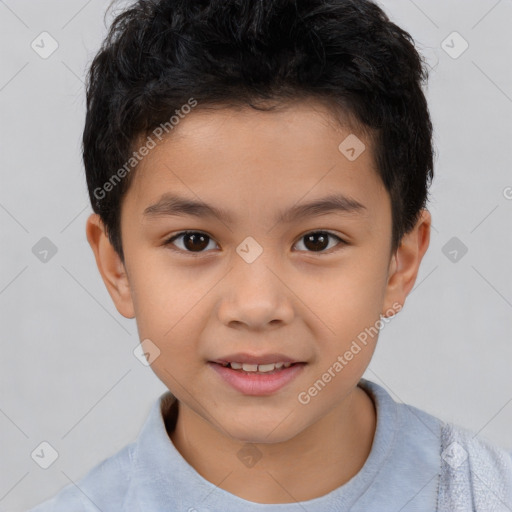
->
[163,230,347,256]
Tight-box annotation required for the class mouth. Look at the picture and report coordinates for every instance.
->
[212,361,301,374]
[208,360,307,395]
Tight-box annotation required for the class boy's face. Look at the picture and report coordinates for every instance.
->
[87,99,430,443]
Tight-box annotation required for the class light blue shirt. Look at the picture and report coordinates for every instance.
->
[28,378,512,511]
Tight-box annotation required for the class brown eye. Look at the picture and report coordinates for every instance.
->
[294,231,345,253]
[165,231,218,253]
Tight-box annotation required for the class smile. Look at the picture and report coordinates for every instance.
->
[219,361,294,372]
[208,361,306,395]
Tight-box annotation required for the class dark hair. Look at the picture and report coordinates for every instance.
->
[83,0,434,262]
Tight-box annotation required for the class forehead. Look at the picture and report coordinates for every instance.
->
[125,99,388,223]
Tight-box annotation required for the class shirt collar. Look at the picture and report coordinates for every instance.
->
[124,378,398,511]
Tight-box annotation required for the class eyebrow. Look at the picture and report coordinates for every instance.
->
[143,192,367,224]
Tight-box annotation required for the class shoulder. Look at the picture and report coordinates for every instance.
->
[361,379,512,509]
[393,392,512,510]
[438,421,512,511]
[27,442,135,512]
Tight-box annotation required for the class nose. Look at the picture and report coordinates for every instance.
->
[216,250,295,330]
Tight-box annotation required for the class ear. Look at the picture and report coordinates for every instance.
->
[85,213,135,319]
[381,209,431,317]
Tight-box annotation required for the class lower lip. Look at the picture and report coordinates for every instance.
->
[208,362,306,396]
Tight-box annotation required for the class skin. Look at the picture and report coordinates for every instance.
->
[86,98,431,504]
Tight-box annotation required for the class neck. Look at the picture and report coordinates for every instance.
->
[168,385,376,504]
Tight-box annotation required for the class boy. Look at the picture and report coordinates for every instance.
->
[30,0,512,510]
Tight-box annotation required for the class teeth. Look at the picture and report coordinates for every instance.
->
[256,363,276,372]
[224,361,294,372]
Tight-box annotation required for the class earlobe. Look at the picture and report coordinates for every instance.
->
[85,213,135,319]
[381,209,431,317]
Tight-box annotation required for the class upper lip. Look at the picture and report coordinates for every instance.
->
[210,353,303,365]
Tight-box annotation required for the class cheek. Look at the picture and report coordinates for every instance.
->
[127,258,215,382]
[297,260,387,374]
[306,260,386,330]
[127,251,205,335]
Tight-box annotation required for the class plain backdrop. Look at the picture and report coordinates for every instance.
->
[0,0,511,510]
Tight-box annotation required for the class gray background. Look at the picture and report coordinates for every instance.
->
[0,0,511,510]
